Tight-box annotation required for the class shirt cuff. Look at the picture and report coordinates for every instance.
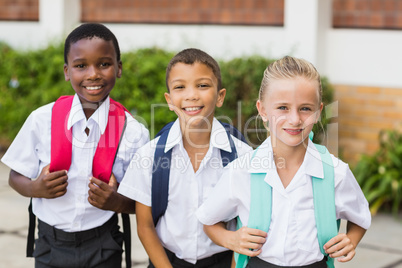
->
[117,183,151,207]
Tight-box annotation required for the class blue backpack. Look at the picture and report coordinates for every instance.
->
[235,137,340,268]
[151,121,247,225]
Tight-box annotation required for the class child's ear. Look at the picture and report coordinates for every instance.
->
[315,102,324,123]
[164,92,174,111]
[256,100,268,122]
[216,88,226,108]
[63,64,70,81]
[117,61,122,78]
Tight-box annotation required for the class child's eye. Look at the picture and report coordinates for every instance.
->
[100,62,111,68]
[75,64,85,68]
[301,107,312,111]
[278,106,287,110]
[173,85,184,90]
[198,84,209,88]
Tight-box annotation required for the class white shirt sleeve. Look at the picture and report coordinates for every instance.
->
[113,112,150,182]
[1,104,52,179]
[196,162,240,225]
[334,160,371,230]
[117,140,155,207]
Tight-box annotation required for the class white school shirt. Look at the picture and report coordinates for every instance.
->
[1,94,149,232]
[197,137,371,266]
[118,118,252,264]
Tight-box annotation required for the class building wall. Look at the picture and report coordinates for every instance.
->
[0,0,38,21]
[332,0,402,29]
[5,0,402,29]
[335,85,402,162]
[81,0,284,26]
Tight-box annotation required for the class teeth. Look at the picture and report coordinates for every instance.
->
[184,107,202,111]
[86,86,102,90]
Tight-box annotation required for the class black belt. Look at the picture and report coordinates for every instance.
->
[247,256,327,268]
[163,248,232,268]
[38,213,118,246]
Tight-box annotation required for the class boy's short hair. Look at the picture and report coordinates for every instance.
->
[166,48,222,92]
[64,23,121,64]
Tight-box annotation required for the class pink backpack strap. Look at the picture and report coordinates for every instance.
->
[92,98,127,183]
[49,96,128,184]
[49,96,74,173]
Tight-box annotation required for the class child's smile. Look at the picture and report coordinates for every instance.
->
[84,85,102,91]
[81,84,105,98]
[283,128,304,135]
[182,106,204,115]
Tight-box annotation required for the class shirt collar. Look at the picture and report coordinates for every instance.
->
[304,139,325,179]
[248,138,275,173]
[247,138,325,178]
[163,118,232,153]
[210,118,232,153]
[67,94,110,134]
[164,119,182,153]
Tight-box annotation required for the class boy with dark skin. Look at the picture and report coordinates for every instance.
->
[2,23,149,268]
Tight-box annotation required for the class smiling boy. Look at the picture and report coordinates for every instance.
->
[1,23,149,268]
[118,48,252,267]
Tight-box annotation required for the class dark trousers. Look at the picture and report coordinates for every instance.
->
[34,214,124,268]
[246,257,327,268]
[148,248,232,268]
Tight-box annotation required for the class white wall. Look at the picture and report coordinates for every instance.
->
[108,24,286,61]
[0,21,49,49]
[325,29,402,88]
[0,0,401,89]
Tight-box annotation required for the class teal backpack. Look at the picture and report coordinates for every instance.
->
[235,134,340,268]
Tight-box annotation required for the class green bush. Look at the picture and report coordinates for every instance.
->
[0,42,70,145]
[354,128,402,216]
[218,56,274,147]
[113,48,176,137]
[0,43,334,149]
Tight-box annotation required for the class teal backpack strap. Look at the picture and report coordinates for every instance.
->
[312,143,339,268]
[235,148,272,268]
[235,135,339,268]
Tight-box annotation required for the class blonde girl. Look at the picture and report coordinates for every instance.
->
[197,56,371,268]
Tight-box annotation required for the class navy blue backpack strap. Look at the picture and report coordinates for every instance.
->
[220,121,247,144]
[152,127,172,225]
[220,122,246,167]
[220,123,238,167]
[155,121,175,138]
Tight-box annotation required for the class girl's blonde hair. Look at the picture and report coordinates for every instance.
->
[259,56,322,103]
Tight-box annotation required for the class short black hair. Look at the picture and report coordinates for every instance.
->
[166,48,222,92]
[64,23,120,64]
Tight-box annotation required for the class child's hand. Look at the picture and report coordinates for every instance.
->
[229,226,267,257]
[33,164,68,198]
[324,233,356,262]
[88,173,119,211]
